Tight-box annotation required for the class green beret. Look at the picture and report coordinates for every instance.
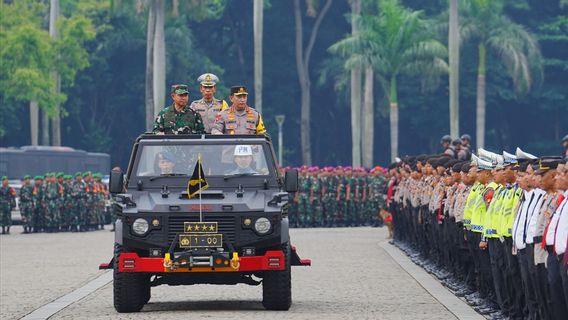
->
[64,175,72,179]
[34,175,44,180]
[56,172,64,178]
[1,176,7,181]
[82,172,91,177]
[74,172,82,177]
[23,175,31,180]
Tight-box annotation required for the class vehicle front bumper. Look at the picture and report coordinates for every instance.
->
[110,250,286,273]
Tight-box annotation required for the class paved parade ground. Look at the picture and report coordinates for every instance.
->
[1,226,482,320]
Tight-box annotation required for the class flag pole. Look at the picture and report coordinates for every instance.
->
[199,153,203,223]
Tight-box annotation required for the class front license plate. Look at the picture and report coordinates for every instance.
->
[179,234,223,248]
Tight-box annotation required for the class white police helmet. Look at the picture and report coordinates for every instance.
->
[234,145,253,156]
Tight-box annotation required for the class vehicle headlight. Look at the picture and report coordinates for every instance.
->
[132,218,149,235]
[254,217,271,234]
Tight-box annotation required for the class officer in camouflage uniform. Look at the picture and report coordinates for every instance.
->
[32,175,45,232]
[71,172,86,232]
[308,167,323,227]
[56,172,67,231]
[296,167,310,227]
[62,175,74,231]
[190,73,228,133]
[19,175,34,233]
[368,168,387,227]
[44,173,63,232]
[153,84,206,135]
[343,167,355,226]
[335,167,348,227]
[83,172,97,230]
[1,176,17,234]
[322,167,339,227]
[93,173,106,229]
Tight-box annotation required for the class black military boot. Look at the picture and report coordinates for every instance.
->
[6,226,10,234]
[1,226,5,234]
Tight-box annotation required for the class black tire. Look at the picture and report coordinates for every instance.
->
[262,242,292,310]
[113,243,149,313]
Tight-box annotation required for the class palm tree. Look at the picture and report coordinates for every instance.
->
[461,0,542,149]
[448,0,459,138]
[330,0,448,161]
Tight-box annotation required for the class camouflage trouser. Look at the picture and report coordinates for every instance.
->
[88,204,98,226]
[310,199,323,227]
[44,201,60,228]
[0,205,12,227]
[336,200,347,226]
[297,196,309,227]
[73,201,86,228]
[322,196,336,227]
[32,206,45,230]
[19,202,34,227]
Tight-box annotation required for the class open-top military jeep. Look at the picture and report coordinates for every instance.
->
[100,134,310,312]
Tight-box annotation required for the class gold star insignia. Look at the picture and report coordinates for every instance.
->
[209,225,215,231]
[186,225,193,232]
[202,225,208,231]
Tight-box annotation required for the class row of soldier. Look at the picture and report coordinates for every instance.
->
[0,172,109,234]
[389,148,568,320]
[287,166,389,228]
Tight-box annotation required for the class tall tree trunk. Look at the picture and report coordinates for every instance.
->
[253,0,263,113]
[476,43,486,150]
[153,0,166,118]
[145,2,156,131]
[30,101,39,146]
[293,0,332,165]
[293,0,311,165]
[41,109,50,145]
[448,0,459,138]
[389,76,398,162]
[49,0,61,146]
[350,0,362,167]
[362,65,374,168]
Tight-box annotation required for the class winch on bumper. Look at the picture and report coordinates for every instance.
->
[100,245,310,272]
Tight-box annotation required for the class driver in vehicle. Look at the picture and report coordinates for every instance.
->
[155,151,177,175]
[226,145,259,175]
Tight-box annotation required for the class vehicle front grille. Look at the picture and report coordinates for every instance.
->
[167,215,237,245]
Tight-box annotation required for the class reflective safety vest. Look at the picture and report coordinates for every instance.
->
[483,185,506,239]
[463,182,482,228]
[498,185,523,237]
[471,182,498,233]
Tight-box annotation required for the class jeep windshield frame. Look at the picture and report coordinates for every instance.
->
[125,134,281,190]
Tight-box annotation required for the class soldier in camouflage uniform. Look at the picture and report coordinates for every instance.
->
[153,84,206,135]
[83,172,97,230]
[343,167,355,226]
[44,173,63,232]
[71,172,86,232]
[32,175,45,233]
[335,167,348,227]
[93,173,106,229]
[308,167,323,227]
[1,176,17,234]
[296,167,310,227]
[368,168,387,227]
[19,175,34,233]
[322,167,338,227]
[56,173,67,231]
[62,175,74,231]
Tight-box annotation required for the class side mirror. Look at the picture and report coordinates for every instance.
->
[109,170,124,194]
[284,169,298,193]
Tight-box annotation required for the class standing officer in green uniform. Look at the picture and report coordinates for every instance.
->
[309,167,323,227]
[323,167,339,227]
[336,167,349,227]
[190,73,228,133]
[153,84,206,135]
[368,168,387,226]
[0,176,16,234]
[19,175,34,233]
[211,86,266,135]
[344,167,355,226]
[44,173,62,232]
[32,175,45,233]
[62,175,73,231]
[56,172,66,231]
[296,166,310,227]
[83,172,96,230]
[94,173,105,229]
[71,172,86,232]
